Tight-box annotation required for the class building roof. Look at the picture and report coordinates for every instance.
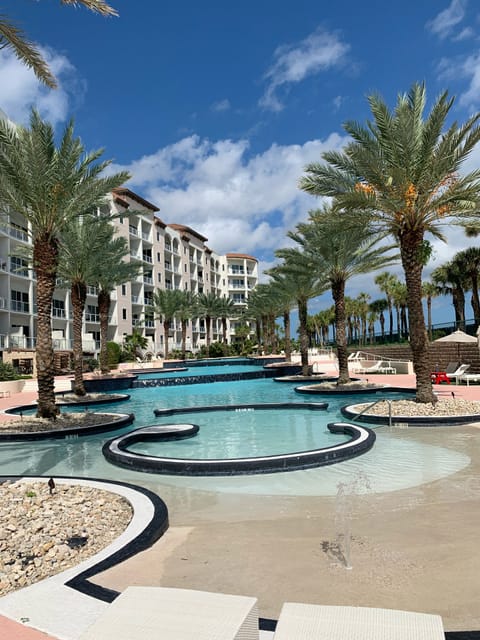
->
[168,224,208,243]
[226,253,258,262]
[112,187,160,212]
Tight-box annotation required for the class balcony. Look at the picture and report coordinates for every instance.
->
[1,225,29,243]
[129,225,138,237]
[142,231,151,241]
[143,276,153,285]
[131,295,141,304]
[87,286,98,296]
[52,308,66,319]
[142,254,153,264]
[10,300,29,313]
[144,320,155,328]
[164,262,172,271]
[85,312,99,322]
[164,243,172,252]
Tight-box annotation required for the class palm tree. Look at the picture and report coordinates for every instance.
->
[374,272,398,340]
[197,292,222,352]
[421,281,439,340]
[0,110,128,417]
[0,1,117,89]
[57,215,114,395]
[266,272,299,362]
[355,292,371,345]
[216,296,236,344]
[300,83,480,403]
[391,280,408,339]
[369,298,388,341]
[176,290,198,359]
[149,289,182,360]
[271,251,327,376]
[454,247,480,322]
[282,206,397,384]
[432,261,467,329]
[93,227,141,373]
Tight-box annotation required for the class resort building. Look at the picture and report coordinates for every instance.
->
[0,188,258,368]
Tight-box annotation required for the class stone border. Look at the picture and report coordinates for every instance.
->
[295,385,416,396]
[103,402,376,475]
[0,412,135,440]
[341,403,480,427]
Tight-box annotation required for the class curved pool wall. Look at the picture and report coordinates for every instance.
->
[341,403,480,427]
[103,418,376,476]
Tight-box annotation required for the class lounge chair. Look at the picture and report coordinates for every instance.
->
[351,360,386,375]
[79,586,259,640]
[450,363,471,384]
[273,603,445,640]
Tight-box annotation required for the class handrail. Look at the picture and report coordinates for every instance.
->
[349,398,393,427]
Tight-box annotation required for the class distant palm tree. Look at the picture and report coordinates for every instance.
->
[0,1,117,89]
[374,272,398,340]
[0,110,128,417]
[432,261,468,329]
[216,296,236,344]
[369,298,388,341]
[391,280,408,338]
[266,272,300,361]
[149,289,182,360]
[453,247,480,322]
[197,292,222,352]
[421,281,440,340]
[300,82,480,402]
[176,290,198,359]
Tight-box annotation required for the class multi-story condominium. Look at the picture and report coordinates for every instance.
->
[0,187,258,370]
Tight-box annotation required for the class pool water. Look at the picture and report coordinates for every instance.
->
[137,364,264,378]
[0,377,471,496]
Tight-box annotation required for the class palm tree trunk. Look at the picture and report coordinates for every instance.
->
[452,288,466,328]
[222,317,228,343]
[332,279,350,385]
[380,313,385,339]
[205,316,211,351]
[298,297,309,376]
[71,282,87,396]
[163,319,170,360]
[470,272,480,322]
[400,232,436,403]
[388,302,393,339]
[181,320,187,359]
[427,296,432,341]
[98,290,110,373]
[34,236,59,419]
[283,310,291,362]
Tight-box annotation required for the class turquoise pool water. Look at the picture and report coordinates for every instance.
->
[0,377,471,496]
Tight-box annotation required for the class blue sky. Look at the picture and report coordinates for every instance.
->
[2,0,480,326]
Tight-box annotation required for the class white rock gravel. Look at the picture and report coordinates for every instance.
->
[351,398,480,417]
[0,412,123,433]
[0,480,132,597]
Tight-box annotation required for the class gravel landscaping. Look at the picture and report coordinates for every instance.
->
[0,480,133,597]
[0,412,124,433]
[351,398,480,417]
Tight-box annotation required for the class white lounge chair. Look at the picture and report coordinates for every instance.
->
[450,363,470,384]
[273,603,444,640]
[79,586,259,640]
[351,360,385,375]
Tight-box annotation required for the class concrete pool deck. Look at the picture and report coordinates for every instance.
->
[1,370,480,637]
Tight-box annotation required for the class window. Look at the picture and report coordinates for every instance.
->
[158,273,162,283]
[121,284,126,295]
[11,290,29,313]
[184,264,187,272]
[52,299,65,318]
[10,256,29,277]
[119,216,123,224]
[85,305,99,322]
[122,308,127,320]
[157,252,161,262]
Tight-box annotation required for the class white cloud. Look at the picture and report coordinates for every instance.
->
[111,132,345,259]
[426,0,467,39]
[259,27,350,112]
[438,51,480,111]
[211,99,231,112]
[0,46,82,126]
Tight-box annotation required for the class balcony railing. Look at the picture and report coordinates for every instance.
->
[1,225,29,242]
[10,300,29,313]
[143,276,153,285]
[84,313,99,322]
[142,254,153,263]
[52,308,66,318]
[129,225,138,236]
[165,243,172,252]
[144,320,155,328]
[142,232,150,241]
[87,286,98,296]
[131,295,141,304]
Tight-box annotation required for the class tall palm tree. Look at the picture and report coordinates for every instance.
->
[391,280,408,338]
[355,292,371,345]
[421,281,439,340]
[216,296,236,344]
[374,272,398,340]
[300,82,480,403]
[176,290,198,359]
[282,206,397,384]
[93,227,141,373]
[454,247,480,322]
[369,298,388,341]
[197,292,222,352]
[0,110,128,417]
[149,289,182,360]
[266,272,299,362]
[271,251,327,376]
[57,215,114,395]
[432,261,467,329]
[0,1,117,89]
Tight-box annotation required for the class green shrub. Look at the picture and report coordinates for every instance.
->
[0,361,21,381]
[107,341,121,367]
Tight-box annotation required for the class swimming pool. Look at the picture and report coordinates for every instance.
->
[0,377,470,496]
